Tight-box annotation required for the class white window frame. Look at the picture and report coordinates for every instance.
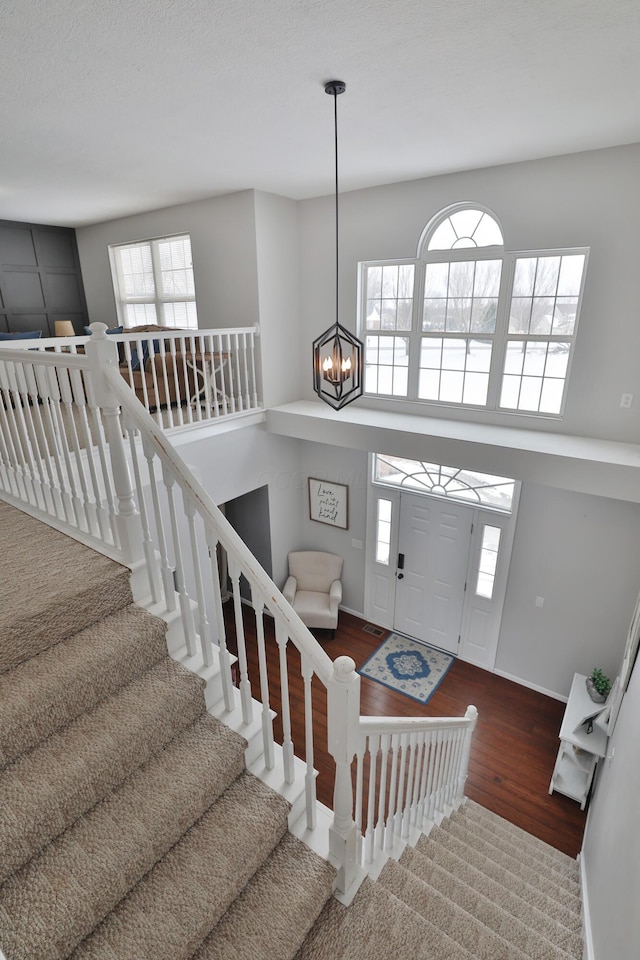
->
[358,204,588,419]
[109,233,198,329]
[371,453,517,516]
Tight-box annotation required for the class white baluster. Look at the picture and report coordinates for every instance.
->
[376,733,390,853]
[424,730,440,828]
[34,365,75,525]
[408,730,425,829]
[125,420,161,604]
[274,617,294,783]
[69,366,109,541]
[401,732,418,838]
[249,327,259,408]
[354,746,364,865]
[162,467,197,656]
[394,733,409,838]
[229,557,253,724]
[142,436,176,611]
[233,333,243,412]
[431,729,447,820]
[416,729,433,831]
[183,492,213,667]
[205,526,235,713]
[301,653,317,830]
[241,332,250,410]
[219,334,230,416]
[385,733,400,851]
[57,365,94,534]
[252,591,275,770]
[157,339,174,429]
[84,377,120,549]
[364,733,379,863]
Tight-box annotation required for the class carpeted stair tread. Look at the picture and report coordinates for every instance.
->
[409,840,583,956]
[415,831,581,932]
[0,714,248,960]
[68,772,290,960]
[416,827,582,934]
[436,816,581,904]
[379,858,535,960]
[0,603,168,767]
[0,657,206,883]
[0,501,132,675]
[460,800,579,876]
[449,803,579,882]
[295,877,476,960]
[400,844,581,960]
[192,832,336,960]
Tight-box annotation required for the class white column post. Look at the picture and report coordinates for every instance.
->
[327,655,362,903]
[85,322,144,565]
[457,705,478,801]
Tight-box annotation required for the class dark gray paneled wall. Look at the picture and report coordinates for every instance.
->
[0,220,88,336]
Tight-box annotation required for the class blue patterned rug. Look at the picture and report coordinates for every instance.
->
[358,632,455,704]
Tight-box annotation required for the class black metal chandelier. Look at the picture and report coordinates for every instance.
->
[312,80,363,410]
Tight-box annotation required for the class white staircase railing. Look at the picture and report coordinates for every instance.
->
[0,324,477,902]
[0,324,261,428]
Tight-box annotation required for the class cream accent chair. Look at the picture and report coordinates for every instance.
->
[283,551,344,638]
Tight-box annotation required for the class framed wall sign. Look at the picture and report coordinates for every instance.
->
[308,478,349,529]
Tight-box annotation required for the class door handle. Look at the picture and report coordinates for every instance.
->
[397,572,404,579]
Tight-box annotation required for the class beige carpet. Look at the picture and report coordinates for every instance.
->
[0,498,583,959]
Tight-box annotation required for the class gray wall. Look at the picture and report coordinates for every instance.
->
[496,485,640,697]
[77,190,260,333]
[299,143,640,443]
[0,219,88,335]
[583,655,640,960]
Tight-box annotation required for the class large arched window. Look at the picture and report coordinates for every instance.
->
[359,204,587,416]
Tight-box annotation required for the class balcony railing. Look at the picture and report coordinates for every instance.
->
[0,324,261,429]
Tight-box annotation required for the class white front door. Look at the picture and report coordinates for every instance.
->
[394,493,473,655]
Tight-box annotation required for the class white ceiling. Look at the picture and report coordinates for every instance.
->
[2,0,639,227]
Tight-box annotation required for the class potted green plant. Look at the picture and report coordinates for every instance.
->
[586,668,611,703]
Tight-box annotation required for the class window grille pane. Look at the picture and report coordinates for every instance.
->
[500,340,571,413]
[375,498,393,565]
[423,260,501,338]
[419,337,492,405]
[365,335,409,397]
[162,302,198,329]
[124,303,158,325]
[157,236,196,296]
[509,254,584,337]
[119,244,155,297]
[476,524,502,599]
[374,454,515,512]
[365,264,414,332]
[427,210,503,251]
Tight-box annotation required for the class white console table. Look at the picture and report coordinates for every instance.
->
[549,672,609,810]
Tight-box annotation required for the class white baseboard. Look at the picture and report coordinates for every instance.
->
[579,853,595,960]
[339,604,365,619]
[493,668,567,703]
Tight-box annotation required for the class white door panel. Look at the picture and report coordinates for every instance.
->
[394,494,472,655]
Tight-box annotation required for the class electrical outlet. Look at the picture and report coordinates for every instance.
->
[535,596,544,608]
[620,393,633,408]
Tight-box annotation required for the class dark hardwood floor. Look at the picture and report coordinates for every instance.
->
[224,604,586,859]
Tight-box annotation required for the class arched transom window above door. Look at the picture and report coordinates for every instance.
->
[359,203,588,417]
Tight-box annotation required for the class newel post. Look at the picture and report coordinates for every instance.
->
[327,655,361,902]
[457,704,478,801]
[85,323,144,565]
